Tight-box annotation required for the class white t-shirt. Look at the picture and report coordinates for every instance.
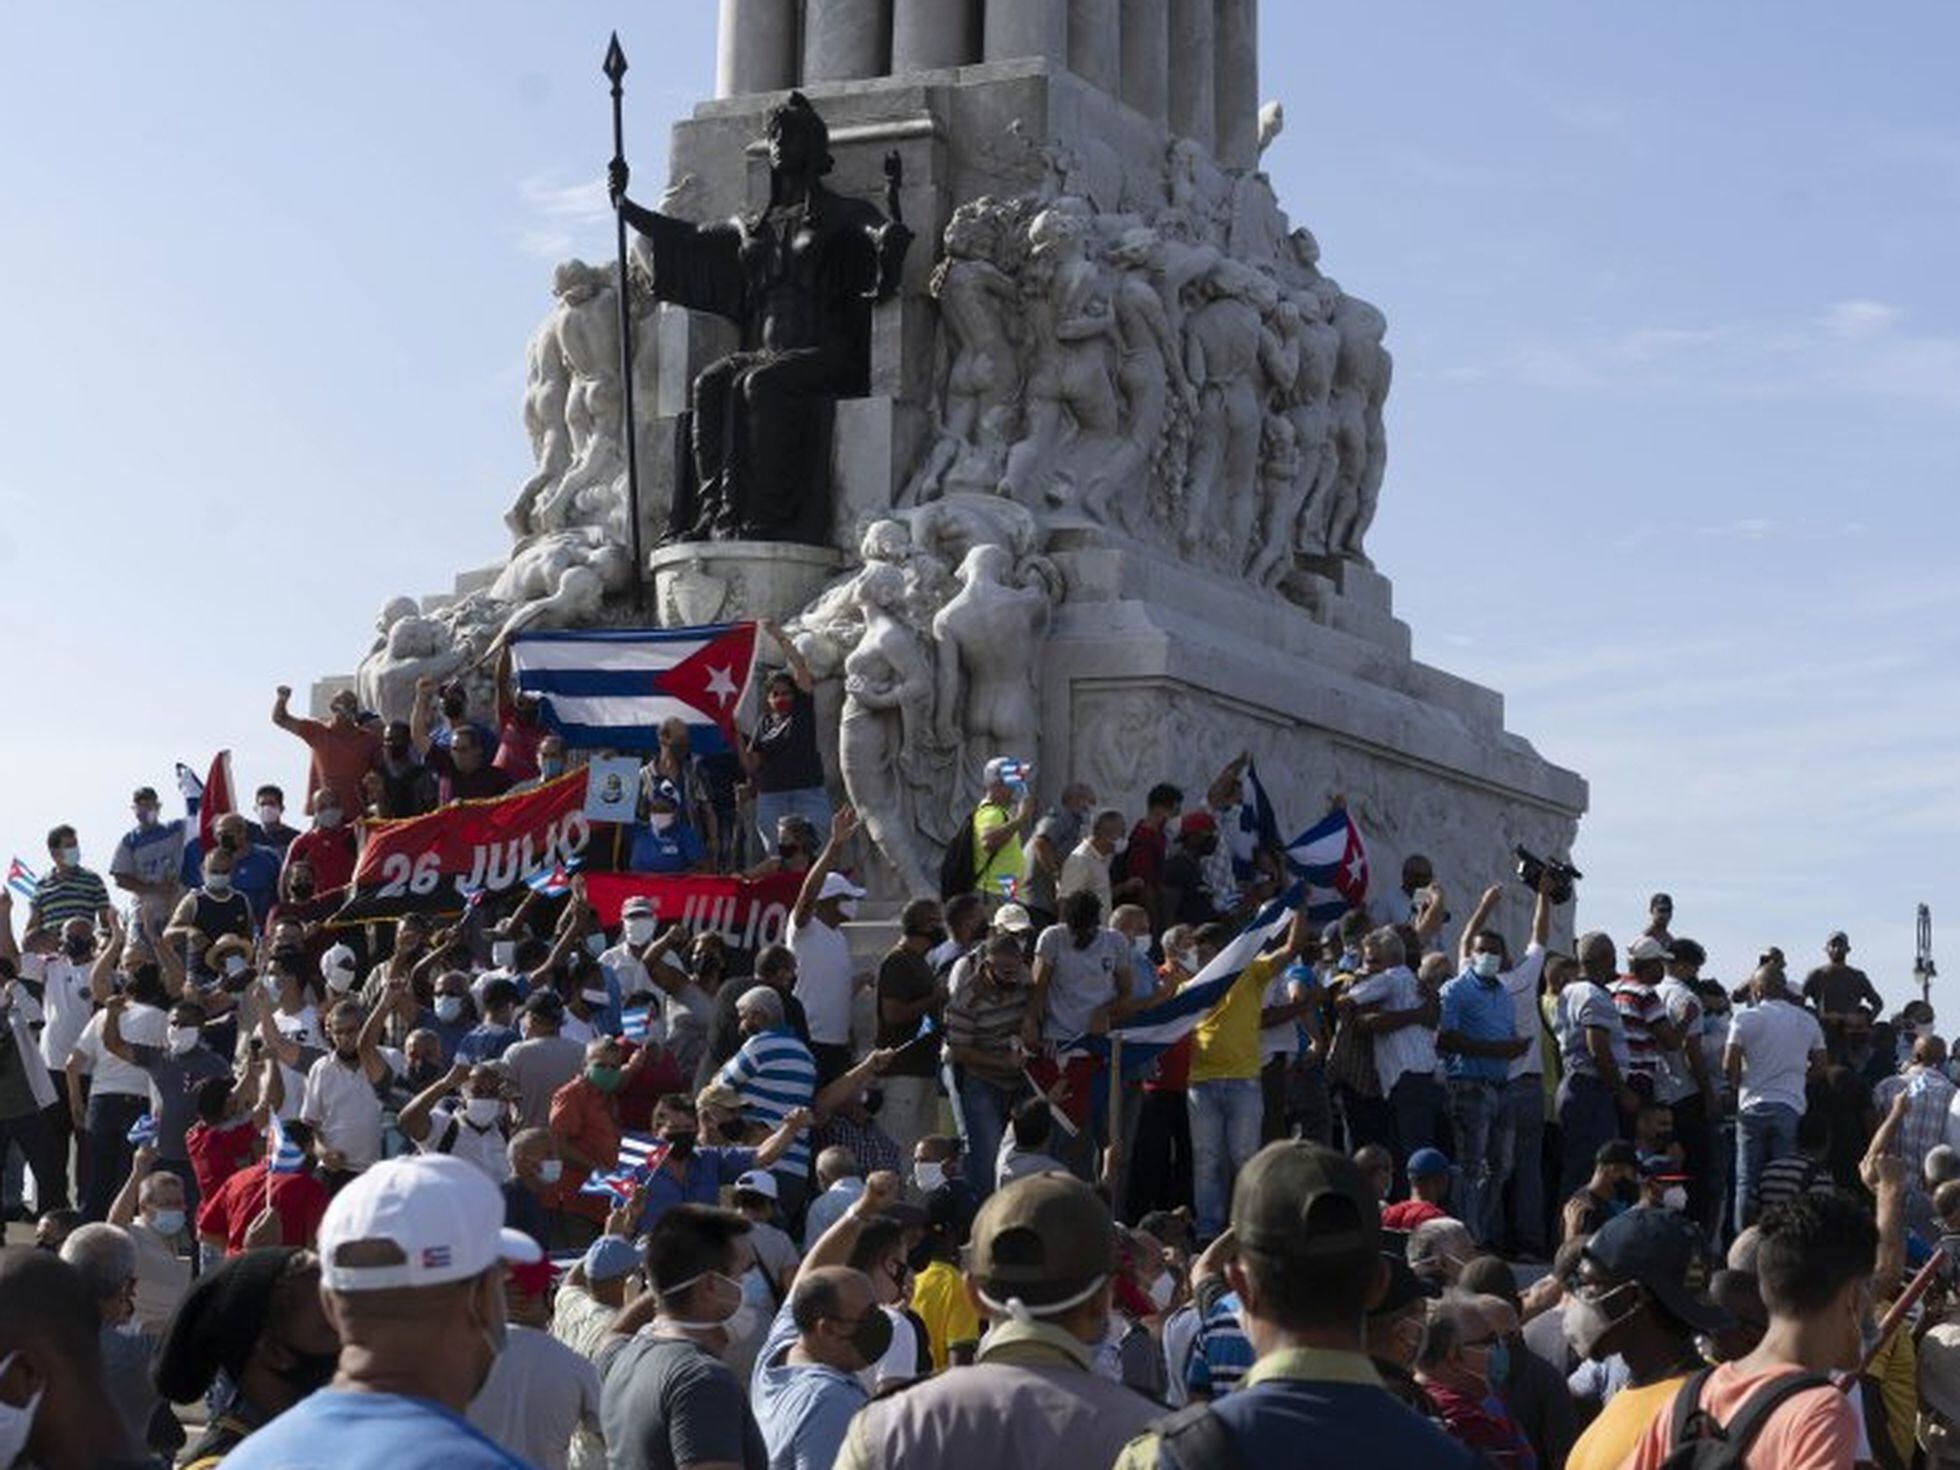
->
[30,955,96,1070]
[1502,945,1548,1081]
[68,1005,166,1098]
[465,1324,600,1470]
[1032,925,1134,1042]
[300,1051,390,1170]
[1345,966,1437,1094]
[600,944,656,1011]
[788,913,855,1046]
[1727,998,1825,1114]
[1258,968,1307,1063]
[1652,976,1703,1105]
[272,1004,326,1053]
[417,1099,513,1183]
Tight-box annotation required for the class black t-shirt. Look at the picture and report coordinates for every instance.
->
[875,946,939,1078]
[1161,852,1219,926]
[1802,964,1881,1018]
[696,982,811,1091]
[747,688,824,793]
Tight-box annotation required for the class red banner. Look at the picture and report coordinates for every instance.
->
[584,870,803,952]
[332,771,593,923]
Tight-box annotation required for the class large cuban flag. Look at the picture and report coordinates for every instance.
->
[1222,757,1284,884]
[1058,884,1303,1082]
[511,624,759,755]
[1284,806,1370,923]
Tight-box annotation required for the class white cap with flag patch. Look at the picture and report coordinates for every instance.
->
[317,1154,541,1293]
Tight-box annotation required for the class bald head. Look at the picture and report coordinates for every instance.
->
[1577,932,1617,979]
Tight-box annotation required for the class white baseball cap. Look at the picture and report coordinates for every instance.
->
[993,902,1034,934]
[817,872,866,903]
[317,1154,541,1293]
[1626,936,1673,964]
[733,1169,779,1200]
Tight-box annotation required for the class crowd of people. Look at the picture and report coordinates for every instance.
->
[2,661,1957,1470]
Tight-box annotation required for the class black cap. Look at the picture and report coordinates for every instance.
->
[522,989,566,1021]
[153,1247,302,1402]
[1232,1141,1378,1265]
[1596,1140,1639,1170]
[1582,1208,1730,1335]
[1369,1231,1440,1316]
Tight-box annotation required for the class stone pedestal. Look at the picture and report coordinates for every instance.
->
[649,542,847,627]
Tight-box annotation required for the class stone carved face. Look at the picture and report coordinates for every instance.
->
[854,563,906,614]
[386,615,447,660]
[375,595,420,636]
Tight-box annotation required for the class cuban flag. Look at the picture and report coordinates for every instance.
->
[5,859,36,902]
[524,857,583,898]
[619,1006,652,1044]
[1223,758,1284,883]
[1058,885,1303,1080]
[511,623,759,756]
[1284,807,1369,922]
[126,1114,159,1147]
[582,1131,670,1205]
[197,750,236,851]
[267,1114,307,1174]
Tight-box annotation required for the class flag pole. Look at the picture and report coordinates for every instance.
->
[603,33,647,613]
[1106,1035,1123,1188]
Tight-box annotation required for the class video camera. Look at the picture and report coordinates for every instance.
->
[1514,846,1582,905]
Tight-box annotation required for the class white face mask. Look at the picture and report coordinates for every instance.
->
[1111,836,1128,856]
[257,803,282,827]
[624,918,658,947]
[582,987,611,1007]
[0,1351,42,1466]
[1147,1271,1175,1311]
[223,953,249,979]
[1472,952,1503,980]
[464,1097,504,1128]
[649,812,677,834]
[147,1208,186,1237]
[1176,949,1199,972]
[913,1160,946,1193]
[1132,933,1153,960]
[491,941,517,969]
[434,996,466,1023]
[536,1158,563,1185]
[1661,1185,1689,1212]
[585,933,609,958]
[204,872,233,895]
[837,899,860,920]
[167,1026,201,1057]
[325,964,356,994]
[57,846,80,867]
[317,808,344,830]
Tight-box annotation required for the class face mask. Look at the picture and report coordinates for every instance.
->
[464,1097,504,1128]
[434,996,465,1023]
[664,1130,697,1160]
[582,986,611,1007]
[1176,949,1199,972]
[58,845,80,867]
[147,1208,186,1237]
[723,1303,765,1346]
[205,871,232,894]
[1472,952,1503,980]
[540,757,566,779]
[536,1159,563,1186]
[257,803,282,827]
[1132,933,1153,960]
[838,899,860,920]
[63,937,93,961]
[289,878,315,900]
[625,918,657,947]
[1563,1280,1641,1361]
[914,1160,946,1193]
[649,813,676,834]
[585,933,609,958]
[408,1060,442,1089]
[1484,1338,1511,1386]
[768,694,795,715]
[219,834,240,855]
[491,941,516,969]
[849,1307,895,1366]
[261,972,284,1002]
[167,1026,201,1057]
[586,1065,624,1093]
[0,1351,44,1467]
[223,953,249,979]
[1612,1179,1639,1205]
[325,964,356,994]
[1147,1271,1175,1311]
[1661,1185,1689,1212]
[317,808,343,829]
[658,1270,745,1329]
[1111,836,1128,856]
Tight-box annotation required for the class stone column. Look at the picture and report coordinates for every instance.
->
[1069,0,1121,94]
[1120,0,1169,123]
[1166,0,1214,151]
[1213,0,1258,168]
[892,0,978,71]
[984,0,1067,67]
[804,0,890,82]
[715,0,798,97]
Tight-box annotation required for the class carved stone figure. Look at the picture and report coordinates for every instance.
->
[931,543,1053,781]
[1181,261,1280,566]
[1321,287,1391,562]
[838,563,945,895]
[357,604,469,724]
[529,261,628,535]
[1103,227,1194,531]
[908,199,1024,503]
[611,91,912,546]
[1255,286,1340,581]
[505,283,576,537]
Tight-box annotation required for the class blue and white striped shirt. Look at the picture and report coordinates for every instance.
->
[716,1026,816,1179]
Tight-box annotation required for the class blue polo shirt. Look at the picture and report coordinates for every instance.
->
[1439,969,1516,1083]
[633,1144,757,1230]
[628,820,705,874]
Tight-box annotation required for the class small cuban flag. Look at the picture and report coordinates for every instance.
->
[619,1006,652,1044]
[581,1131,670,1206]
[524,856,583,898]
[5,858,36,903]
[1283,806,1370,922]
[267,1113,308,1174]
[1223,757,1284,884]
[126,1114,159,1147]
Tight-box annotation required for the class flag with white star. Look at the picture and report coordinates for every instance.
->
[508,623,759,754]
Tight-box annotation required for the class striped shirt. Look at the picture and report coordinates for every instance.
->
[1610,977,1669,1088]
[1755,1155,1834,1214]
[1186,1288,1256,1400]
[27,864,109,934]
[943,974,1030,1087]
[1874,1067,1959,1173]
[717,1026,816,1179]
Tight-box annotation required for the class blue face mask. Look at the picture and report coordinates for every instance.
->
[1485,1338,1510,1386]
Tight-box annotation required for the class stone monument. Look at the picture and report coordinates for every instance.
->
[338,0,1587,939]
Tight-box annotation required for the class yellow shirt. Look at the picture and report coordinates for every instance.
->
[910,1257,980,1371]
[1566,1374,1690,1470]
[1189,955,1278,1084]
[973,801,1023,898]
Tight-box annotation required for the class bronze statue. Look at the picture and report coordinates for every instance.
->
[608,92,911,546]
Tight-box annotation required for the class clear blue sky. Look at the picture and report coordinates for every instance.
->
[4,4,1954,1011]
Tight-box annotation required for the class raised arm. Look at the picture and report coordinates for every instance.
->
[814,1048,894,1124]
[400,1061,470,1144]
[800,1171,902,1281]
[408,677,438,756]
[1458,885,1502,968]
[108,1142,154,1229]
[89,912,126,1004]
[271,684,304,735]
[792,806,857,928]
[0,889,16,968]
[761,619,815,694]
[751,1106,813,1169]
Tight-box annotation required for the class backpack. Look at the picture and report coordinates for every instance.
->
[938,809,979,900]
[1656,1365,1833,1469]
[1154,1402,1244,1470]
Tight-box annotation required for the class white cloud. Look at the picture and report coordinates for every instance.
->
[1823,299,1903,339]
[513,173,611,263]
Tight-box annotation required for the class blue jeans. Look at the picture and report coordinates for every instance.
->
[1736,1102,1800,1228]
[958,1074,1019,1202]
[753,786,831,851]
[1495,1075,1548,1254]
[1188,1078,1263,1240]
[1446,1078,1501,1244]
[1389,1072,1444,1194]
[1558,1073,1619,1202]
[83,1091,147,1222]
